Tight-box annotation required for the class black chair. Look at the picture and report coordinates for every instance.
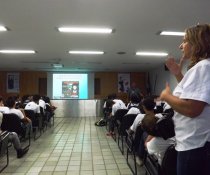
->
[39,107,48,131]
[0,131,10,173]
[1,113,31,149]
[45,105,55,127]
[114,109,129,135]
[144,144,177,175]
[126,124,144,175]
[117,113,137,154]
[24,110,42,140]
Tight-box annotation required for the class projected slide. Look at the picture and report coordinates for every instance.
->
[53,74,88,99]
[62,81,79,98]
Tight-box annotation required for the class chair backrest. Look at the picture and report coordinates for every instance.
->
[144,152,160,175]
[133,124,144,151]
[24,109,39,127]
[161,144,177,175]
[1,113,25,136]
[115,109,129,122]
[120,114,137,135]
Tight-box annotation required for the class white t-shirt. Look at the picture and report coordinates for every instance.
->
[112,99,127,115]
[146,137,175,165]
[0,106,9,113]
[25,101,40,113]
[130,113,163,132]
[6,108,25,120]
[127,107,141,115]
[173,58,210,151]
[39,99,46,110]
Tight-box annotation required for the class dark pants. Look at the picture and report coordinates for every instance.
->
[108,116,115,132]
[177,142,210,175]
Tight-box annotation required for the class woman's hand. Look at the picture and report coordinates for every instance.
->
[165,57,184,82]
[160,83,171,101]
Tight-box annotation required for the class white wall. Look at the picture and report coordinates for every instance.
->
[149,62,188,95]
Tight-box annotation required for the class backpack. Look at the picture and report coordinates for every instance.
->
[95,118,106,127]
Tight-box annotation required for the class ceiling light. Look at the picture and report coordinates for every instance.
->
[159,31,185,36]
[69,51,104,55]
[136,52,168,56]
[0,26,7,31]
[58,27,112,33]
[52,63,63,68]
[0,50,36,54]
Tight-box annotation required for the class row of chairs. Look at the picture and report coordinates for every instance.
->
[0,113,31,173]
[106,109,177,175]
[0,110,54,172]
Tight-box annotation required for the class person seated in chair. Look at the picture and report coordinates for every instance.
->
[5,96,31,125]
[128,96,163,135]
[25,95,41,114]
[141,114,175,165]
[0,112,29,158]
[106,96,127,136]
[126,93,142,115]
[5,96,32,138]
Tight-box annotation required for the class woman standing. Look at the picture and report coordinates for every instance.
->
[160,24,210,175]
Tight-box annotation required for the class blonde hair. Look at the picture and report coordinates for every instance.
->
[185,24,210,69]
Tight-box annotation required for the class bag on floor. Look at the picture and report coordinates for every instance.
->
[95,118,106,127]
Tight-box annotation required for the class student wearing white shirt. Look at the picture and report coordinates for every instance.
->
[126,93,141,115]
[6,96,31,123]
[25,95,41,114]
[160,24,210,175]
[141,115,175,165]
[106,98,127,136]
[0,113,29,158]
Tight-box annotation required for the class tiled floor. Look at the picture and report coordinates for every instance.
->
[1,117,146,175]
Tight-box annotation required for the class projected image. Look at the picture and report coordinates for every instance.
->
[62,81,79,98]
[52,73,88,99]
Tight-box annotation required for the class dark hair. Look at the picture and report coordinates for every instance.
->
[142,96,155,111]
[6,96,16,108]
[130,93,141,104]
[33,94,40,102]
[141,114,160,136]
[105,99,115,108]
[186,24,210,68]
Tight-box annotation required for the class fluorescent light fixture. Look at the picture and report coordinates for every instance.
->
[0,26,7,31]
[52,63,63,68]
[136,52,168,56]
[58,27,112,33]
[69,51,104,55]
[0,50,36,54]
[160,31,185,36]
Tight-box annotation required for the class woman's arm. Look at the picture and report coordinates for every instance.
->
[160,83,206,118]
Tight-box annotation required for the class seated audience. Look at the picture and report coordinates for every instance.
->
[129,96,162,135]
[0,112,29,158]
[126,93,142,115]
[106,96,127,136]
[25,95,41,114]
[6,96,31,124]
[141,114,175,165]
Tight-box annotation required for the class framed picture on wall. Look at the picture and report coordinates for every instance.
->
[118,73,130,93]
[6,72,20,93]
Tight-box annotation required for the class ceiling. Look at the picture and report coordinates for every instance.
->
[0,0,209,72]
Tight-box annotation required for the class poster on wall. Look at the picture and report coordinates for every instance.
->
[6,73,20,93]
[118,73,130,93]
